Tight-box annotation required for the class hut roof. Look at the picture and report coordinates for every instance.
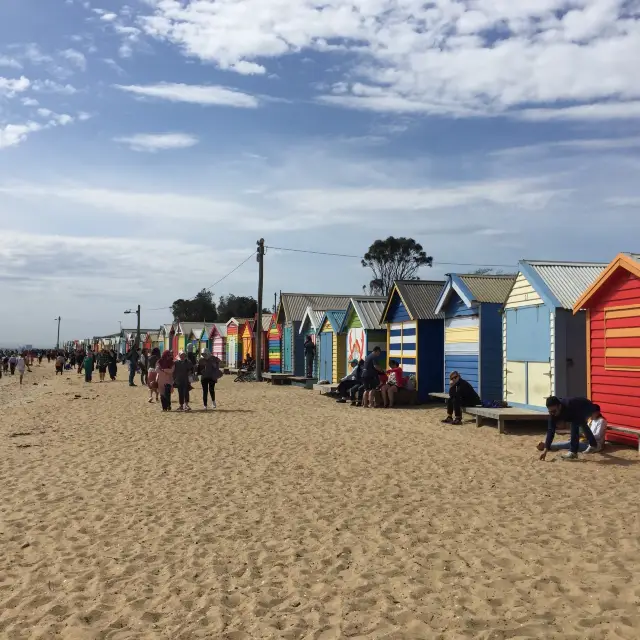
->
[318,310,347,333]
[226,317,252,328]
[435,274,516,313]
[211,323,228,338]
[573,253,640,311]
[343,297,387,331]
[520,260,607,309]
[384,280,446,322]
[277,293,358,324]
[299,306,326,333]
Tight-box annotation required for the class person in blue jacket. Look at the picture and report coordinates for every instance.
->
[540,396,599,461]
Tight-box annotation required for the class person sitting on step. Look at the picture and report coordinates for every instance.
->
[441,371,480,425]
[336,359,363,403]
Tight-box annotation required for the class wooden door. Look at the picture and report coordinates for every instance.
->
[505,361,526,405]
[283,326,292,372]
[527,361,552,409]
[319,332,333,383]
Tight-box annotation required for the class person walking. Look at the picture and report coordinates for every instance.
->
[197,348,222,410]
[97,348,109,382]
[173,350,194,411]
[107,349,118,381]
[9,353,17,375]
[16,352,30,385]
[156,351,175,411]
[303,336,316,378]
[83,350,95,383]
[140,348,149,386]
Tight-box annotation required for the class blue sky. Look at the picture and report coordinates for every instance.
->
[0,0,639,344]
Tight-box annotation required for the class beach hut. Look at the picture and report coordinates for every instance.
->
[298,306,324,378]
[380,280,446,403]
[317,310,347,383]
[267,316,282,373]
[209,323,227,363]
[252,315,273,371]
[276,293,357,376]
[503,260,606,410]
[158,323,174,353]
[240,319,254,363]
[199,326,210,353]
[434,274,516,401]
[573,253,640,446]
[340,297,388,369]
[226,318,250,368]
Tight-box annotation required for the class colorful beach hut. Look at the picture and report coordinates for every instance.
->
[380,280,446,403]
[503,260,606,410]
[573,253,640,446]
[340,297,387,369]
[434,274,516,401]
[317,310,347,383]
[226,318,250,368]
[298,306,324,378]
[209,323,227,363]
[267,316,282,373]
[240,319,254,363]
[276,293,357,376]
[252,315,273,371]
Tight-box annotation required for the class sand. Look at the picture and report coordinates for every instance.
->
[1,364,640,640]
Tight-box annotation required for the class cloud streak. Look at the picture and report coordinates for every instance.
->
[114,132,199,152]
[114,82,259,108]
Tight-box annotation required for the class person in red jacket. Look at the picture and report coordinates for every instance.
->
[380,359,405,408]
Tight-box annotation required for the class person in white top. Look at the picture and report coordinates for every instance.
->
[16,352,31,385]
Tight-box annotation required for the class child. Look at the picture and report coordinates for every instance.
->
[55,353,65,375]
[16,353,29,385]
[83,351,94,383]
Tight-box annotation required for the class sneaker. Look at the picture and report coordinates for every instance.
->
[176,406,184,412]
[336,398,347,403]
[452,418,463,426]
[203,405,208,411]
[185,406,192,412]
[561,451,578,460]
[441,416,453,424]
[212,401,217,409]
[584,444,602,454]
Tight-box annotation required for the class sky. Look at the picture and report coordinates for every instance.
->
[0,0,639,345]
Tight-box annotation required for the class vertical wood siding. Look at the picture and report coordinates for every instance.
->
[268,320,281,373]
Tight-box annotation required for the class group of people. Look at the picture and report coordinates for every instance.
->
[1,351,32,384]
[332,347,410,408]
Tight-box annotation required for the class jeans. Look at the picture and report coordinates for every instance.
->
[349,383,365,403]
[201,378,216,406]
[85,370,92,383]
[177,382,190,406]
[140,368,147,385]
[129,366,136,385]
[546,419,597,454]
[161,384,172,410]
[305,355,314,378]
[550,440,589,452]
[337,379,357,397]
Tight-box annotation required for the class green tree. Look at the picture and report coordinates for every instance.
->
[362,237,433,296]
[217,295,259,323]
[171,289,218,322]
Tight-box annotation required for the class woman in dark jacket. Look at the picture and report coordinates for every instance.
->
[107,349,118,381]
[196,348,222,410]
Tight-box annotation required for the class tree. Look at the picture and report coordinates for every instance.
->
[172,289,218,322]
[362,237,433,296]
[217,295,259,323]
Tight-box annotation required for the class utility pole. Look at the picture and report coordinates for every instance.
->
[256,238,265,381]
[273,292,277,314]
[54,316,61,349]
[136,304,141,349]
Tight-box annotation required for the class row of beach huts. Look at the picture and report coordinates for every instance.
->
[69,253,640,446]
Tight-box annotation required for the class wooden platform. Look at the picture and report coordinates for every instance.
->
[289,376,316,390]
[313,383,339,395]
[261,373,292,385]
[429,393,546,434]
[608,426,640,452]
[466,407,546,434]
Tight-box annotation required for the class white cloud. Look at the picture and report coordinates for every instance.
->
[114,82,259,108]
[60,48,87,70]
[492,136,640,157]
[517,101,640,121]
[0,76,30,96]
[101,12,118,22]
[0,123,42,150]
[606,196,640,207]
[21,97,39,107]
[136,0,640,118]
[0,56,22,70]
[32,79,77,94]
[114,132,199,152]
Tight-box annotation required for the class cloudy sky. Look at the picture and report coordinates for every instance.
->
[0,0,638,344]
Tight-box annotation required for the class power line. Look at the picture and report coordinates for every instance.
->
[265,245,516,269]
[146,251,255,311]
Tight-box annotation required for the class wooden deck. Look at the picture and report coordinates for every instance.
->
[429,392,547,434]
[313,383,339,395]
[261,373,292,385]
[289,376,316,390]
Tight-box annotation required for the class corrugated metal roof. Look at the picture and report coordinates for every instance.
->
[524,260,607,309]
[178,322,207,336]
[394,280,446,320]
[350,297,387,330]
[458,274,517,304]
[279,293,358,323]
[212,323,227,337]
[623,252,640,263]
[323,310,347,333]
[259,315,272,332]
[227,317,252,327]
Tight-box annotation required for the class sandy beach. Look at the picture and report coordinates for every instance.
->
[1,365,639,639]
